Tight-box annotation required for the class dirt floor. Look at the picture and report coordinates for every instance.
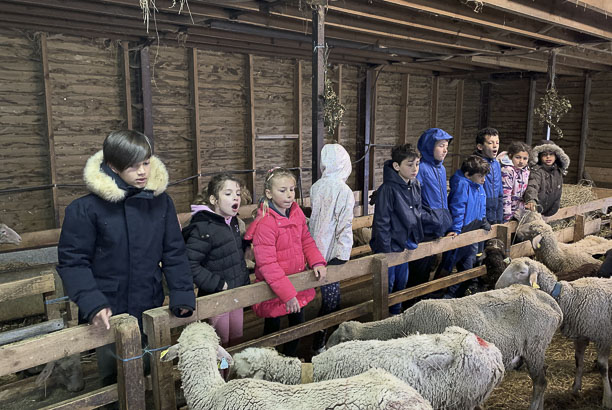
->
[486,330,606,410]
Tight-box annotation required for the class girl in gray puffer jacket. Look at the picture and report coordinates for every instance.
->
[183,174,250,346]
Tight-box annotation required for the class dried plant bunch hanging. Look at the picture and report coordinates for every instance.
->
[533,86,572,139]
[324,75,346,136]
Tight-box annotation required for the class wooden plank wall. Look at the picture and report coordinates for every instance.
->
[489,78,531,146]
[586,72,612,175]
[0,31,54,233]
[341,65,360,189]
[458,80,482,168]
[373,71,402,188]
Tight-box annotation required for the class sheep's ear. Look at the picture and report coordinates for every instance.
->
[528,272,539,289]
[217,345,233,366]
[160,345,179,362]
[531,234,543,250]
[35,361,55,386]
[419,352,453,371]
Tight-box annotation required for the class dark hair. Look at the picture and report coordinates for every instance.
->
[391,143,420,165]
[103,130,152,172]
[195,173,242,206]
[507,141,531,159]
[476,127,499,145]
[461,155,491,176]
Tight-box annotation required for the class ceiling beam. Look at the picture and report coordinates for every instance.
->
[471,55,584,76]
[478,0,612,40]
[563,0,612,15]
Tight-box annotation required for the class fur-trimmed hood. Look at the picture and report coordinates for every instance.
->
[530,142,570,172]
[83,150,169,202]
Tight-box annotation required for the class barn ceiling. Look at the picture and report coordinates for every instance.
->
[0,0,611,76]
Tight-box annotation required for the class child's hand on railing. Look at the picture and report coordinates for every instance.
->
[313,265,327,281]
[286,297,300,313]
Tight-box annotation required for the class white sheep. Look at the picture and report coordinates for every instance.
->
[496,257,612,409]
[0,224,21,245]
[233,326,504,410]
[326,285,563,410]
[515,210,612,273]
[163,321,433,410]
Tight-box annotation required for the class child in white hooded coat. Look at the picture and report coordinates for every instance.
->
[309,144,355,353]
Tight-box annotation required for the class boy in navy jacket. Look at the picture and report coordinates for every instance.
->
[474,127,503,224]
[370,144,423,315]
[439,155,491,297]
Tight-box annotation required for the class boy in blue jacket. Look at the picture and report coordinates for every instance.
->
[474,127,503,224]
[409,128,454,288]
[370,144,423,315]
[439,155,491,297]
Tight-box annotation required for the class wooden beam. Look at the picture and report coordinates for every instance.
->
[140,47,154,150]
[361,69,374,216]
[188,48,203,198]
[471,55,583,76]
[333,64,343,143]
[430,76,439,128]
[293,59,303,200]
[39,33,60,228]
[479,82,491,129]
[544,50,558,140]
[577,73,592,182]
[0,319,63,347]
[312,5,325,183]
[121,41,132,130]
[246,54,257,199]
[142,311,176,410]
[115,316,145,410]
[563,0,612,15]
[478,0,612,41]
[371,255,389,321]
[526,77,537,146]
[369,69,378,189]
[452,79,464,171]
[399,74,410,144]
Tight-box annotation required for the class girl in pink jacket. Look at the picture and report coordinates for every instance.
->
[244,167,327,357]
[500,141,531,221]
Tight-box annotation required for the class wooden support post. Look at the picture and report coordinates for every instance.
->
[121,41,133,130]
[140,47,154,150]
[333,64,343,143]
[496,224,512,257]
[246,54,257,199]
[452,79,464,172]
[573,214,586,243]
[43,291,61,321]
[430,76,439,128]
[577,73,592,182]
[39,33,60,228]
[361,69,374,216]
[142,311,175,410]
[188,48,203,198]
[312,5,326,183]
[369,69,378,190]
[478,82,491,129]
[293,59,303,202]
[399,73,410,144]
[526,77,537,146]
[115,315,145,410]
[371,254,389,321]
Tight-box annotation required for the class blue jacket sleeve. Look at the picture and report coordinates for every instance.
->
[57,202,110,322]
[448,182,467,234]
[161,196,196,316]
[371,186,393,253]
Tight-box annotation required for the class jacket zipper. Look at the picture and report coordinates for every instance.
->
[435,166,444,207]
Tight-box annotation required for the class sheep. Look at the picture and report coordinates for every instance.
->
[162,321,433,410]
[33,354,85,392]
[479,238,510,291]
[327,285,563,410]
[515,210,612,274]
[233,326,504,410]
[0,224,21,245]
[496,257,612,409]
[353,226,372,247]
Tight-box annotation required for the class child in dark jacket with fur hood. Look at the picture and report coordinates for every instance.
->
[524,141,570,217]
[183,174,251,347]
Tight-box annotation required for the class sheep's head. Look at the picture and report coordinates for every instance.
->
[326,321,360,348]
[515,215,552,242]
[495,257,545,289]
[35,355,84,392]
[0,224,21,245]
[232,347,281,380]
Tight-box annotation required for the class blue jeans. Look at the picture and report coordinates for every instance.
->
[445,243,478,297]
[388,262,409,315]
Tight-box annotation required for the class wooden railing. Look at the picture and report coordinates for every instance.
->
[142,195,612,410]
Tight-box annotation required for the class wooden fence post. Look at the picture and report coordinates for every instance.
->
[115,315,145,410]
[573,214,586,243]
[496,225,511,257]
[143,311,175,410]
[372,254,389,321]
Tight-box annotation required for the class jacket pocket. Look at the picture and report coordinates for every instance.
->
[95,277,119,307]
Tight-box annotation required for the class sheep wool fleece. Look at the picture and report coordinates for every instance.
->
[245,202,326,318]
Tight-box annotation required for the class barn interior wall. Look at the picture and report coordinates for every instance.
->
[2,29,610,233]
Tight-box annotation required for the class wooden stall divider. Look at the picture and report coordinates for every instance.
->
[115,315,146,410]
[371,254,389,321]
